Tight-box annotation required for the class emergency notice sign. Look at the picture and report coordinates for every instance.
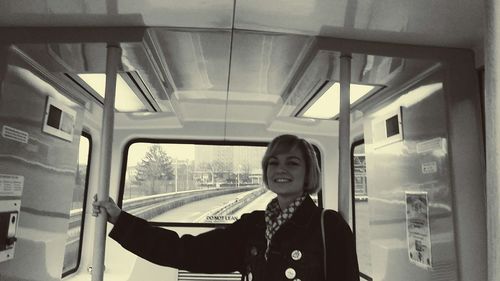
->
[405,191,433,269]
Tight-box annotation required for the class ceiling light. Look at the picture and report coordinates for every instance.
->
[78,73,147,112]
[299,82,379,119]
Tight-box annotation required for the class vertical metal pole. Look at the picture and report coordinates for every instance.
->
[485,0,500,280]
[91,44,121,281]
[338,54,352,219]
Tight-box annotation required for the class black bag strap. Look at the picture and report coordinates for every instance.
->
[321,208,327,280]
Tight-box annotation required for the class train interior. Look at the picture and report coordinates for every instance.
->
[0,1,491,281]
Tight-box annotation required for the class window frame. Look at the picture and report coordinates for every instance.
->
[350,139,373,281]
[62,131,92,278]
[119,138,322,228]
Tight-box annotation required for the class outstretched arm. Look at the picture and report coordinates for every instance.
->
[93,197,251,274]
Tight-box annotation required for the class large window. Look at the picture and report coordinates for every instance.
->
[62,132,91,277]
[122,141,272,224]
[351,140,372,280]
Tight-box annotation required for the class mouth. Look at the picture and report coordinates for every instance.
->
[273,177,292,183]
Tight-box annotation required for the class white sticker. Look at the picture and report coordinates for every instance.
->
[0,174,24,196]
[417,138,445,154]
[421,162,437,174]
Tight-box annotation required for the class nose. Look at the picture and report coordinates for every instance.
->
[274,163,288,172]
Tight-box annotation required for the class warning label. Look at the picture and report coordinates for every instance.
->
[0,174,24,196]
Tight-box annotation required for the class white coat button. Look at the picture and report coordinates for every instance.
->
[291,250,302,261]
[293,279,301,281]
[285,268,296,279]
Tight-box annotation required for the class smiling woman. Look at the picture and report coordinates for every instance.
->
[93,134,360,281]
[262,134,320,209]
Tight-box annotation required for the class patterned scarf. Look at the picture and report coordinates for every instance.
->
[264,193,307,260]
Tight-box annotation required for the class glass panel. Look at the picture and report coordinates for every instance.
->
[352,142,371,277]
[78,73,147,112]
[124,143,270,224]
[301,83,377,119]
[62,134,90,276]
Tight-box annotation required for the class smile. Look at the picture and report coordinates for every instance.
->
[274,178,292,183]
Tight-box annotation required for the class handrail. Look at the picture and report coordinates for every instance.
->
[195,188,267,223]
[67,186,260,242]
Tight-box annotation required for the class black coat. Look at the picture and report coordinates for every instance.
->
[109,195,359,281]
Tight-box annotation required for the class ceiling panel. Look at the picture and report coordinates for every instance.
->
[151,29,231,94]
[234,0,483,49]
[150,28,232,122]
[2,0,482,133]
[14,40,176,112]
[0,0,234,28]
[0,0,484,50]
[278,50,439,119]
[224,31,314,124]
[228,31,314,97]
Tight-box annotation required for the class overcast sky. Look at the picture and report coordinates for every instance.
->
[126,143,195,166]
[78,139,196,167]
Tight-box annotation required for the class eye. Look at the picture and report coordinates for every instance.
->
[287,160,300,166]
[268,159,278,166]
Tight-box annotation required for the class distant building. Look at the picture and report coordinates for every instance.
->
[193,145,265,185]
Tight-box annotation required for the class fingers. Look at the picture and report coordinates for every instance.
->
[91,194,112,217]
[91,194,101,217]
[91,194,121,224]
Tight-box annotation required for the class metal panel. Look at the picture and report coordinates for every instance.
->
[225,31,314,124]
[151,29,232,94]
[0,47,83,280]
[233,0,483,49]
[363,69,459,281]
[0,0,234,28]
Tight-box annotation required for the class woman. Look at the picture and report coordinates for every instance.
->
[93,134,359,281]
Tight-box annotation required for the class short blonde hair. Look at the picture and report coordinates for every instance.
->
[262,134,321,194]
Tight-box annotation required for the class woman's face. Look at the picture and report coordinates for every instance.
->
[266,146,306,200]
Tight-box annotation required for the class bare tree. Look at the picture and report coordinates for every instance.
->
[240,162,252,183]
